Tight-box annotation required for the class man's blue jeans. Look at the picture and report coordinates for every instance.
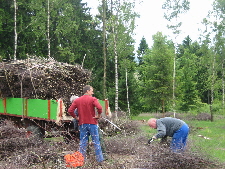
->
[79,124,104,162]
[171,123,189,153]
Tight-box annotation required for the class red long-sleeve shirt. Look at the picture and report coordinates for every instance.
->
[68,95,102,125]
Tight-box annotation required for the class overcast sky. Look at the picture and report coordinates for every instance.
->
[82,0,214,49]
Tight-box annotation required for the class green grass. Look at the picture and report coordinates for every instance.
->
[131,114,155,138]
[44,136,64,142]
[187,119,225,163]
[132,114,225,163]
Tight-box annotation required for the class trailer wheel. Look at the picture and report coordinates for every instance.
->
[26,125,44,141]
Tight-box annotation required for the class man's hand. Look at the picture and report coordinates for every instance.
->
[152,136,157,140]
[93,115,101,119]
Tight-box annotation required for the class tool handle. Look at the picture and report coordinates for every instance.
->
[148,138,154,144]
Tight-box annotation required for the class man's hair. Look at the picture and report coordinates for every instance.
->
[83,85,92,93]
[70,95,79,103]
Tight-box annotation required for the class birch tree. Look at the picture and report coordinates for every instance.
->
[107,0,137,118]
[14,0,17,60]
[47,0,50,58]
[102,0,107,99]
[162,0,190,116]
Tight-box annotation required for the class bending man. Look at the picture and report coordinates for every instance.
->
[148,117,189,152]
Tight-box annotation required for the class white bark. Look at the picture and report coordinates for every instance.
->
[81,54,86,68]
[47,0,50,58]
[102,0,107,99]
[110,0,119,120]
[14,0,17,60]
[125,69,131,117]
[210,54,216,122]
[222,60,224,109]
[173,55,176,117]
[113,30,118,120]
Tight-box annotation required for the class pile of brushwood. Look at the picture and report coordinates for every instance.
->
[0,118,224,169]
[0,57,91,107]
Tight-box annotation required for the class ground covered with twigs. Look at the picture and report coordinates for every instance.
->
[0,118,224,169]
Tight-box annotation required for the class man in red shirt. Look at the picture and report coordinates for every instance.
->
[68,85,104,163]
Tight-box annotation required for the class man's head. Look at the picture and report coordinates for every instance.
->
[83,85,94,96]
[70,95,79,103]
[148,118,157,129]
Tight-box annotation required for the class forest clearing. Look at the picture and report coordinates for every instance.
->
[1,52,225,169]
[2,0,225,166]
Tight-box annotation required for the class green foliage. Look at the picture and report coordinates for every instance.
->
[137,37,149,65]
[0,0,102,63]
[0,0,14,60]
[210,99,225,115]
[1,0,225,118]
[162,0,190,21]
[187,103,210,115]
[176,50,201,111]
[162,0,190,35]
[139,32,174,112]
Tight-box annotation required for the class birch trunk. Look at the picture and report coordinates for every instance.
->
[111,0,119,120]
[222,59,224,113]
[47,0,50,58]
[102,0,107,99]
[210,54,216,122]
[14,0,17,60]
[113,30,118,120]
[172,55,176,117]
[125,69,131,117]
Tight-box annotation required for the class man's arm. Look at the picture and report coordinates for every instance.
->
[93,98,102,119]
[68,102,77,118]
[155,121,166,139]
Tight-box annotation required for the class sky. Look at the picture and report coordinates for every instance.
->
[82,0,215,49]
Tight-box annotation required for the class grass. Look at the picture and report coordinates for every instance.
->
[131,114,225,163]
[44,136,64,142]
[187,119,225,163]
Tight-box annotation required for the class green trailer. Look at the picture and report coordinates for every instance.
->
[0,97,109,141]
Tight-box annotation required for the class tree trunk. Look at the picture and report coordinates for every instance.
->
[113,30,118,120]
[210,54,216,122]
[162,99,165,117]
[102,0,107,99]
[14,0,17,60]
[172,54,176,117]
[111,0,119,120]
[125,69,131,117]
[162,0,190,117]
[47,0,50,58]
[222,59,224,113]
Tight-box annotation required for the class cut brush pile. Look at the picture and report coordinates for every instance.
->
[0,57,91,107]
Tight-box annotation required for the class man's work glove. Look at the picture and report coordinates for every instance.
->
[148,136,156,144]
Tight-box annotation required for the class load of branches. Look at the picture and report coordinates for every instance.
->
[0,56,91,107]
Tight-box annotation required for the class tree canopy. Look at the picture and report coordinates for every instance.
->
[1,0,225,116]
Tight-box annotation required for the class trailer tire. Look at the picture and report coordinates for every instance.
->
[26,125,44,141]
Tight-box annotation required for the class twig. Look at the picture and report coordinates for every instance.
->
[3,62,14,97]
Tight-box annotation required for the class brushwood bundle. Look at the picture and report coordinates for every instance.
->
[0,57,91,107]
